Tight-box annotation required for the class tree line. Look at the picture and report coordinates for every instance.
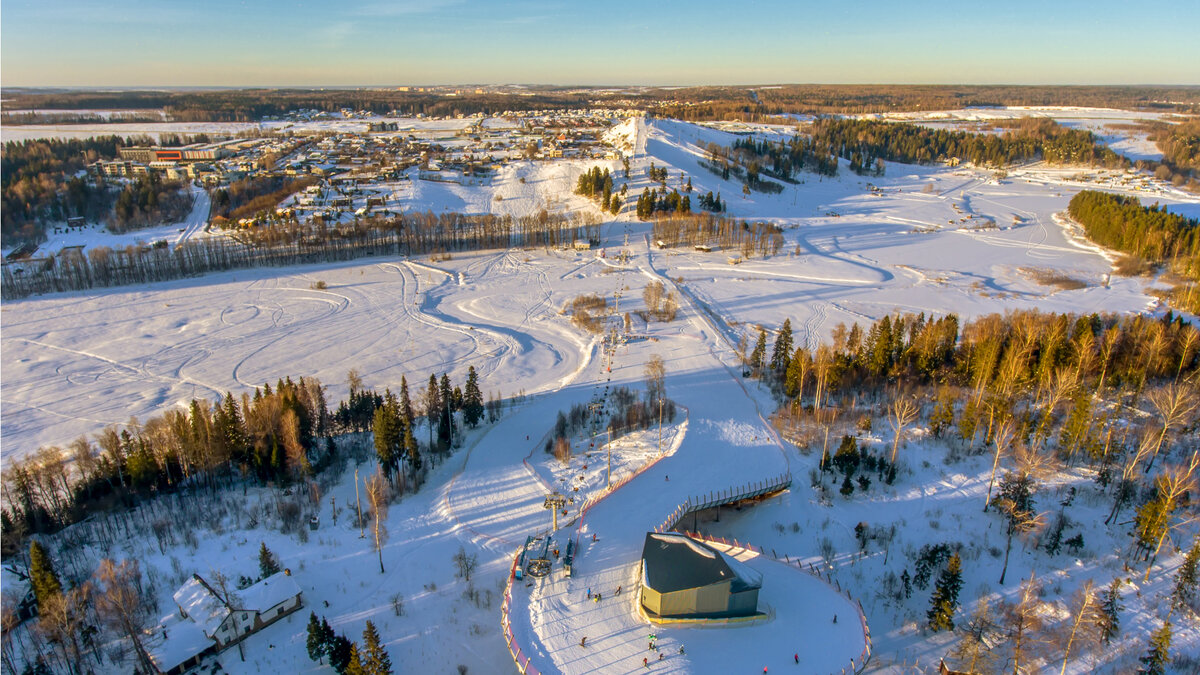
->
[754,309,1197,672]
[652,214,784,258]
[1,209,594,300]
[1,364,498,556]
[808,117,1130,169]
[1068,190,1200,277]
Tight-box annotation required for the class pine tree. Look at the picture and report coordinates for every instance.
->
[1137,620,1172,675]
[29,540,62,612]
[306,612,326,663]
[927,552,963,631]
[1171,536,1199,612]
[750,328,767,372]
[462,366,484,428]
[259,542,282,578]
[361,620,394,675]
[770,319,794,372]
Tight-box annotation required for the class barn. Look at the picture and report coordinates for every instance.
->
[639,532,762,619]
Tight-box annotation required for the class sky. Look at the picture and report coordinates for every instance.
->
[2,0,1199,87]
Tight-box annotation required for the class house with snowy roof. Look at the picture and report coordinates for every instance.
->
[640,532,762,620]
[149,571,303,674]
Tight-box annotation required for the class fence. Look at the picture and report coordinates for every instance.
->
[500,550,543,675]
[652,471,793,534]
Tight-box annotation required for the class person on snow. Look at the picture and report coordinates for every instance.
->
[643,657,649,668]
[587,588,592,599]
[833,614,838,624]
[678,646,685,655]
[615,585,622,595]
[580,637,587,647]
[794,653,799,664]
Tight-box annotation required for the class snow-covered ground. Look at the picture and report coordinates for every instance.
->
[4,114,1199,674]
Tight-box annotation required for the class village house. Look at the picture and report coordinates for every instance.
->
[149,571,303,674]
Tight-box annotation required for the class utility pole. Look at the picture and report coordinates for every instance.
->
[657,398,664,455]
[355,467,364,538]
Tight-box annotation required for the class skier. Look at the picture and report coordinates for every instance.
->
[592,533,598,542]
[794,653,799,664]
[658,652,664,661]
[615,585,622,595]
[587,587,592,599]
[678,646,685,655]
[580,637,587,647]
[833,614,838,624]
[643,657,649,668]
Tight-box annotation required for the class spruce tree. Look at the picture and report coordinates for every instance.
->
[1137,620,1172,675]
[1099,578,1123,644]
[402,422,421,478]
[373,391,401,481]
[306,612,326,663]
[398,376,414,427]
[259,542,282,578]
[362,620,394,675]
[329,634,354,674]
[462,366,484,428]
[926,553,963,631]
[344,642,365,675]
[750,328,767,372]
[1171,536,1199,612]
[424,374,440,450]
[770,319,794,372]
[29,540,62,613]
[438,374,455,448]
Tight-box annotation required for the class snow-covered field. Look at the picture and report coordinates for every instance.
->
[3,115,1199,674]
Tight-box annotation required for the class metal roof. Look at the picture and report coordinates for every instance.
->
[640,532,762,594]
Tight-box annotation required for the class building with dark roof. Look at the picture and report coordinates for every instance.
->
[640,532,762,619]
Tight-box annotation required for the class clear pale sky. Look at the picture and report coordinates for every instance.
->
[2,0,1198,87]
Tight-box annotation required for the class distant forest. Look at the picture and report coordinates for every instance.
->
[0,209,596,299]
[5,85,1198,122]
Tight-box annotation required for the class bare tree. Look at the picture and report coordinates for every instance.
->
[985,419,1016,512]
[1143,383,1198,473]
[38,583,94,674]
[1057,580,1101,675]
[644,354,666,404]
[453,546,478,582]
[888,395,919,465]
[1140,451,1199,582]
[93,559,154,674]
[953,597,999,675]
[1000,573,1047,675]
[365,469,390,574]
